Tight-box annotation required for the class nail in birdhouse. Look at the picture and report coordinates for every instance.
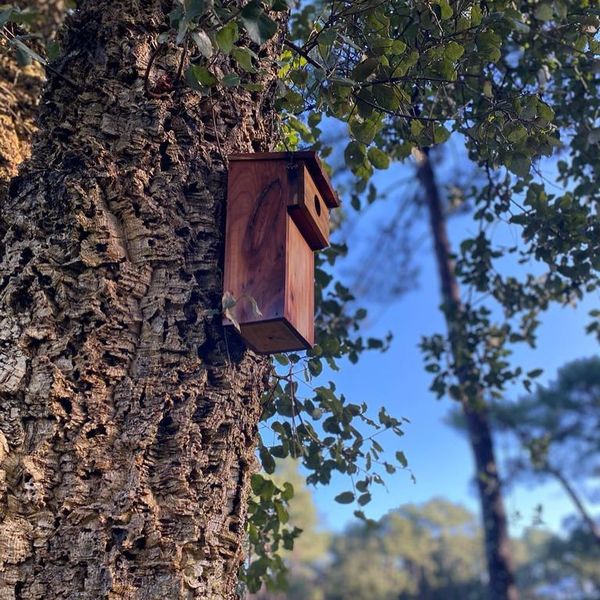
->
[223,151,340,354]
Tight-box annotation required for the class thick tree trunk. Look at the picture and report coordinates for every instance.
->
[415,148,519,600]
[0,1,281,598]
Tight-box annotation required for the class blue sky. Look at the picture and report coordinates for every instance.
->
[302,133,599,537]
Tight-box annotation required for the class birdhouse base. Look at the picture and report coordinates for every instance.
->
[234,318,313,354]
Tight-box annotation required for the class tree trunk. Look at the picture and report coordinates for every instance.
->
[0,1,282,598]
[415,148,519,600]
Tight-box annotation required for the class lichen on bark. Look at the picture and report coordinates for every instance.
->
[0,1,282,597]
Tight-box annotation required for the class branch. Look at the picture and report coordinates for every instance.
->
[283,38,325,71]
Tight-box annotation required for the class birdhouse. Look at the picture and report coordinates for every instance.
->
[223,151,340,354]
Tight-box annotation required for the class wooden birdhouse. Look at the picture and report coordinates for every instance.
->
[223,151,340,354]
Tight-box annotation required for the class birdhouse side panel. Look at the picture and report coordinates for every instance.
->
[223,160,289,325]
[284,216,315,347]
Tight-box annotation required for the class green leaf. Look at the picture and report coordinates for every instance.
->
[10,39,47,67]
[176,15,189,44]
[396,451,408,467]
[534,3,554,21]
[272,0,293,9]
[259,446,276,474]
[367,147,390,169]
[274,500,289,524]
[46,40,61,61]
[410,119,424,137]
[190,29,213,58]
[186,64,217,88]
[353,57,379,81]
[537,102,555,124]
[243,82,263,92]
[216,21,238,54]
[433,125,450,144]
[222,73,241,87]
[477,31,502,62]
[185,0,207,20]
[231,47,257,73]
[251,473,266,495]
[241,1,278,45]
[350,119,378,145]
[506,123,527,143]
[357,492,371,506]
[14,44,32,67]
[444,41,464,61]
[274,353,289,366]
[289,68,308,85]
[2,6,36,26]
[435,0,453,19]
[334,491,355,504]
[372,84,401,111]
[508,154,531,178]
[0,7,14,28]
[344,141,367,168]
[281,482,294,501]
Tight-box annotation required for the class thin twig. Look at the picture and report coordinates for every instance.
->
[144,43,169,99]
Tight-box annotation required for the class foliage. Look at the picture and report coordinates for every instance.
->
[246,459,328,600]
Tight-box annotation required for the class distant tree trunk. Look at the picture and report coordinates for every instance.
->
[0,1,282,598]
[415,148,519,600]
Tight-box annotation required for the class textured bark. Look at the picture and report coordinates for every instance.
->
[0,1,66,204]
[0,50,42,198]
[416,148,519,600]
[0,1,282,598]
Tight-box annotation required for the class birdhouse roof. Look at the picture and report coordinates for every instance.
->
[228,151,340,208]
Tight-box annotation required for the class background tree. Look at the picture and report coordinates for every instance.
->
[298,0,600,596]
[322,499,487,600]
[247,497,599,599]
[415,148,518,599]
[490,357,600,544]
[515,525,600,599]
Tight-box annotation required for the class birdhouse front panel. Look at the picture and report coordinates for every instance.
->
[223,152,339,354]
